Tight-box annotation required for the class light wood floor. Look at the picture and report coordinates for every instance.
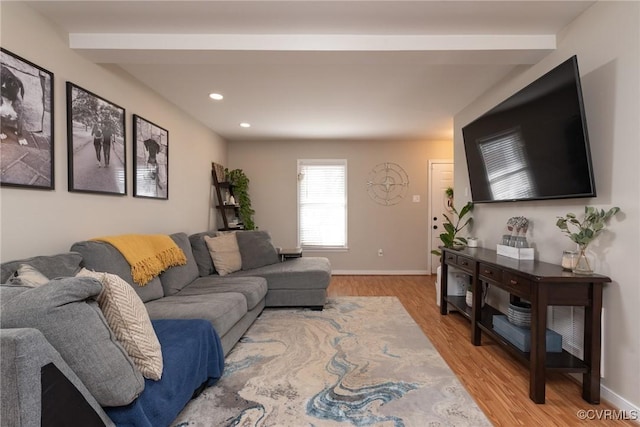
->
[328,275,636,426]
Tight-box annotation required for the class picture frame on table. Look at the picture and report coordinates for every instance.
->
[66,82,126,195]
[0,48,54,190]
[133,114,168,200]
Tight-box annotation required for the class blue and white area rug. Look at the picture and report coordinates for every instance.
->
[173,297,490,426]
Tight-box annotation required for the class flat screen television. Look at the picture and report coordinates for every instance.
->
[462,55,596,203]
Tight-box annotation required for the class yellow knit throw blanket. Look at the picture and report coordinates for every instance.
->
[93,234,187,286]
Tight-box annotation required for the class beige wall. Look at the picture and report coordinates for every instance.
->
[0,2,227,260]
[228,139,452,273]
[454,2,639,410]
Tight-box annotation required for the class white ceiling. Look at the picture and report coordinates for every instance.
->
[26,0,595,142]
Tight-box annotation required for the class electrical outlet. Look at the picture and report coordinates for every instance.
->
[378,249,383,257]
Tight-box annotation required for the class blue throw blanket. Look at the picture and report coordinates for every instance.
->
[105,319,224,427]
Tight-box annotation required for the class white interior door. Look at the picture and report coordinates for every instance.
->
[429,161,454,274]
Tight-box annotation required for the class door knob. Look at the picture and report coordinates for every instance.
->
[433,225,438,229]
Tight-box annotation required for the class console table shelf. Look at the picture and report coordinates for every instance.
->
[439,246,610,404]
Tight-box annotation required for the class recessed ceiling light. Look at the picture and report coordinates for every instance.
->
[209,93,224,100]
[240,122,251,128]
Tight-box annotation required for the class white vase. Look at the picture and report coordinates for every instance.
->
[465,290,473,307]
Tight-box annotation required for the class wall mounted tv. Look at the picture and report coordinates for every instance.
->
[462,55,596,203]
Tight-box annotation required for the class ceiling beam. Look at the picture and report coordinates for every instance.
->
[69,33,556,52]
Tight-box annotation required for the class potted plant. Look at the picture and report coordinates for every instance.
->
[225,168,256,230]
[556,206,621,274]
[431,200,474,257]
[432,190,474,306]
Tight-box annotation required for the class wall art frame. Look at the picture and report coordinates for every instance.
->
[132,114,168,200]
[0,48,54,190]
[66,82,126,195]
[366,162,409,206]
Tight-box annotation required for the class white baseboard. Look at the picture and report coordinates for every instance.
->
[332,270,430,275]
[601,384,640,421]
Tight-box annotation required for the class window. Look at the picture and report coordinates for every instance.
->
[297,159,347,249]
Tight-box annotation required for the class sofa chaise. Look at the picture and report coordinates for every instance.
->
[187,230,332,309]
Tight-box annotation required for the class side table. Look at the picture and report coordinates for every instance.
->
[279,247,303,262]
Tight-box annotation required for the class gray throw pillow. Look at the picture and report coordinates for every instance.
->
[159,232,200,295]
[1,252,83,284]
[0,277,145,406]
[236,230,280,270]
[188,231,218,276]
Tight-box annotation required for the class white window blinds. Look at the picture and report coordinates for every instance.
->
[297,159,347,249]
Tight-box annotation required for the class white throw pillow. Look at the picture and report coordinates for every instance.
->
[9,264,50,287]
[204,233,242,276]
[76,268,163,380]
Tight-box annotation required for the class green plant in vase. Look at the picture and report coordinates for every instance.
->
[225,168,256,230]
[430,190,474,306]
[556,206,621,274]
[431,200,474,257]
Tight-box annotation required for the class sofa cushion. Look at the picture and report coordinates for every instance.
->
[228,257,331,290]
[0,277,144,407]
[71,240,164,303]
[0,284,30,302]
[8,264,49,287]
[77,268,164,380]
[159,233,200,296]
[204,234,241,276]
[178,276,267,311]
[1,252,83,283]
[188,231,218,277]
[145,292,248,338]
[236,230,280,270]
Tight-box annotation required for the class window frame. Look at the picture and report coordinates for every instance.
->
[297,159,348,251]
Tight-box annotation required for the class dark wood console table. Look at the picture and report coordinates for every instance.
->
[439,246,610,404]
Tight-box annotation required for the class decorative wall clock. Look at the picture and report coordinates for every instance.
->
[367,162,409,206]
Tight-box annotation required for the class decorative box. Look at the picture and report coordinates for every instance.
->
[492,315,562,353]
[496,244,535,260]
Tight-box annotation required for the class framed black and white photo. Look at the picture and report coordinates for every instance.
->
[133,115,168,199]
[1,48,54,190]
[66,82,126,195]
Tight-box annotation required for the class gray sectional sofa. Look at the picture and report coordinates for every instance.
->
[71,230,331,353]
[0,229,331,426]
